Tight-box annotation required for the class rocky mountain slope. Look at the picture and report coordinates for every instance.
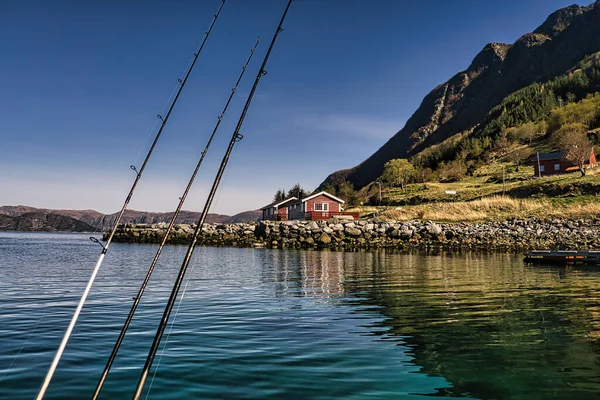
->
[0,206,261,232]
[322,1,600,190]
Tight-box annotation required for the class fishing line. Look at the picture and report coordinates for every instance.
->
[133,39,198,167]
[132,2,294,398]
[144,250,201,400]
[91,34,259,400]
[134,57,188,164]
[34,2,226,399]
[133,119,162,168]
[145,143,234,398]
[0,307,49,385]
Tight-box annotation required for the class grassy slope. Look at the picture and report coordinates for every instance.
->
[347,154,600,222]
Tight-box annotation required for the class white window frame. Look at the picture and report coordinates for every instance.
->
[540,165,545,172]
[314,203,329,212]
[554,163,560,171]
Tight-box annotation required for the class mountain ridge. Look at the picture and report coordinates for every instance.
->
[0,212,96,232]
[321,1,600,190]
[0,205,262,232]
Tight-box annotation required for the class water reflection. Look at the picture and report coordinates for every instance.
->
[264,250,600,400]
[3,233,600,399]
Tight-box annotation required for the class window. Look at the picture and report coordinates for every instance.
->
[314,203,329,212]
[540,165,545,172]
[554,163,560,171]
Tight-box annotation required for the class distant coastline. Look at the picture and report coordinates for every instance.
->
[0,205,261,233]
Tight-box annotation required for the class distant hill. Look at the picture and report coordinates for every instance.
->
[321,1,600,190]
[0,212,96,232]
[0,206,262,232]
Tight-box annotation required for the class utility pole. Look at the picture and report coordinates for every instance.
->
[502,165,506,196]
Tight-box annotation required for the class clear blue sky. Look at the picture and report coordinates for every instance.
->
[0,0,591,214]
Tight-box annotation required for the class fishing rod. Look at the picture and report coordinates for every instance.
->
[132,1,293,398]
[34,2,226,399]
[91,36,260,400]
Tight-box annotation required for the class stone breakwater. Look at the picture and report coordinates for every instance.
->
[106,218,600,251]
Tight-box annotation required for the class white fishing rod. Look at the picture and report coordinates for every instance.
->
[90,36,260,400]
[34,2,226,398]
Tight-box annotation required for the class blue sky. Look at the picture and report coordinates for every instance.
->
[0,0,591,215]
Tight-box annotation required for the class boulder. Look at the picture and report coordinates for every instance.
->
[332,224,344,232]
[307,221,319,230]
[399,226,413,239]
[426,223,442,237]
[318,233,332,245]
[345,227,362,237]
[254,222,270,239]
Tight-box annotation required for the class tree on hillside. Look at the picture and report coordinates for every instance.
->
[337,180,360,207]
[495,130,512,155]
[382,159,416,191]
[272,189,287,203]
[437,159,467,182]
[552,123,594,176]
[508,148,533,172]
[514,122,539,144]
[287,183,310,199]
[320,182,336,196]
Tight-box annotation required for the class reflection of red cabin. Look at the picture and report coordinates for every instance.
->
[532,148,597,177]
[260,197,297,221]
[288,191,357,221]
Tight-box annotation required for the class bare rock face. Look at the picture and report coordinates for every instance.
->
[321,1,600,190]
[534,4,587,37]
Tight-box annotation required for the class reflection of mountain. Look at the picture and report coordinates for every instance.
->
[265,250,600,399]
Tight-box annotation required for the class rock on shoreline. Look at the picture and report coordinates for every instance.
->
[105,218,600,252]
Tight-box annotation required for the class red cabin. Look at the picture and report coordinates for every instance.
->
[532,148,597,177]
[287,191,357,220]
[260,197,297,221]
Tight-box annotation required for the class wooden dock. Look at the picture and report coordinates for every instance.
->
[524,250,600,264]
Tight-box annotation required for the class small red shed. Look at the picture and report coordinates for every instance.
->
[532,148,597,177]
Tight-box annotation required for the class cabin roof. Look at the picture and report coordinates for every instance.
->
[532,148,595,162]
[292,191,345,204]
[260,196,298,210]
[532,151,566,161]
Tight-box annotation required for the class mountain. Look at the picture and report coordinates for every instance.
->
[0,212,96,232]
[0,206,262,232]
[321,1,600,190]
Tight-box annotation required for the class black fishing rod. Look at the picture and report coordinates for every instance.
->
[131,1,293,398]
[91,36,260,400]
[35,2,226,399]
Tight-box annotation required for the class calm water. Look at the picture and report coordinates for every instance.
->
[1,233,600,399]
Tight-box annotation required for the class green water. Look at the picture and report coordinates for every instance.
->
[1,232,599,399]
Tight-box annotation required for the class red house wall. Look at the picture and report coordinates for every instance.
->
[534,159,572,176]
[305,194,341,213]
[277,207,288,221]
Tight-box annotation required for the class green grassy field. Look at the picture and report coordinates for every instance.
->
[348,158,600,222]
